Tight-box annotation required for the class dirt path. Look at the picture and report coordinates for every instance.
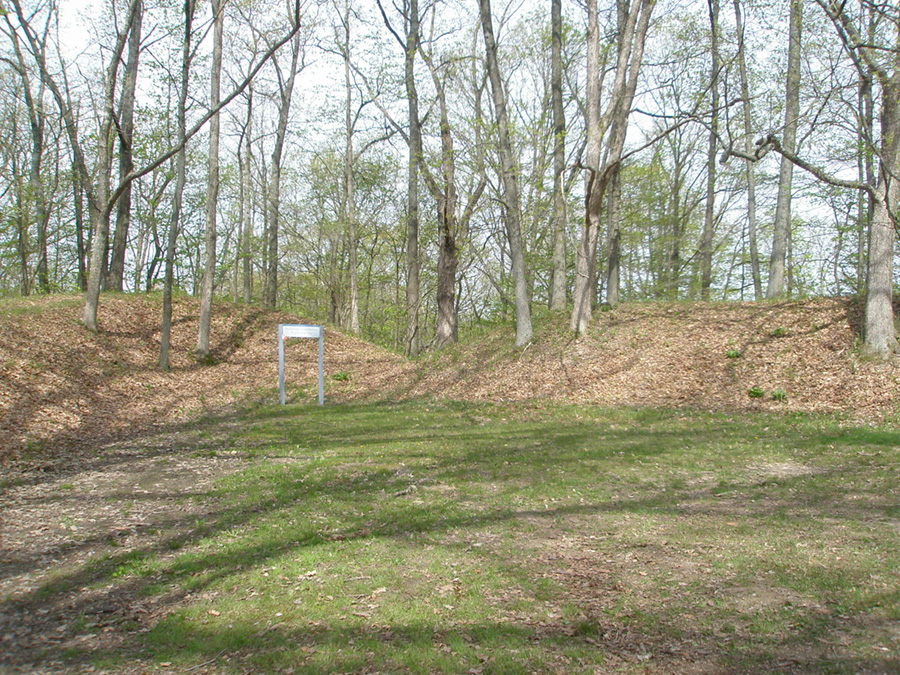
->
[1,423,249,674]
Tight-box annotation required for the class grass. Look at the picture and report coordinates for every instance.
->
[28,401,900,674]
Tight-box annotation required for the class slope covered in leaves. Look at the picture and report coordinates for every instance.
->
[1,294,897,468]
[0,294,406,467]
[410,298,898,419]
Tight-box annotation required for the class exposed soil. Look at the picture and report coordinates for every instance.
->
[2,293,899,674]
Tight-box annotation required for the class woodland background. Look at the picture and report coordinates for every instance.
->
[1,0,898,359]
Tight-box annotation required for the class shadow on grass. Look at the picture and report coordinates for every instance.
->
[2,401,898,674]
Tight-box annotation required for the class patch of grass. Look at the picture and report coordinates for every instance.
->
[33,401,900,674]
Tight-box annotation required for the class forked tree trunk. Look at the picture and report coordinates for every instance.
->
[107,0,142,292]
[571,0,653,334]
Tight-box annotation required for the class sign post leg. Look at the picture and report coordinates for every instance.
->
[278,325,286,405]
[318,333,324,406]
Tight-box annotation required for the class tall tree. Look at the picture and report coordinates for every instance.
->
[241,85,254,303]
[2,7,52,294]
[479,0,532,347]
[265,20,303,310]
[420,39,487,348]
[571,0,654,334]
[197,0,225,358]
[159,0,195,370]
[767,0,803,299]
[548,0,567,310]
[374,0,423,353]
[339,0,359,332]
[732,0,761,299]
[699,0,721,300]
[403,0,422,354]
[106,0,143,292]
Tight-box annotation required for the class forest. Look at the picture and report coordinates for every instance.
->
[1,0,898,361]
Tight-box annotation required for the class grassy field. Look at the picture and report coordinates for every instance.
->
[43,401,900,674]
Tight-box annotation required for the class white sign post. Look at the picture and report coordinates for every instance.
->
[278,324,324,406]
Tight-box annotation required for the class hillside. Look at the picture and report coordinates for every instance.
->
[1,294,897,468]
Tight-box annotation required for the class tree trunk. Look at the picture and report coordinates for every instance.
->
[242,86,253,303]
[197,0,224,358]
[571,0,653,333]
[479,0,532,347]
[700,0,720,300]
[863,74,899,357]
[571,0,603,334]
[265,27,302,310]
[404,0,422,355]
[733,0,761,299]
[605,164,622,306]
[73,162,87,291]
[548,0,567,311]
[107,0,142,292]
[342,0,359,334]
[767,0,802,299]
[159,0,194,370]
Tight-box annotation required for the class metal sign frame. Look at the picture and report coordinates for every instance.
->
[278,324,324,405]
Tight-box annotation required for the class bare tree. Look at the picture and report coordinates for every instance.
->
[106,0,143,293]
[699,0,721,300]
[264,9,304,311]
[479,0,532,347]
[197,0,225,358]
[2,5,53,294]
[419,36,487,348]
[767,0,803,299]
[733,0,761,299]
[571,0,654,334]
[548,0,567,310]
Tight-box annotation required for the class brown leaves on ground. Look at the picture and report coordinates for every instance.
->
[1,294,897,471]
[407,297,898,420]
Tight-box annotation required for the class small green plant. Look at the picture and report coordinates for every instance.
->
[769,327,788,338]
[726,349,742,359]
[332,371,351,382]
[748,386,765,399]
[771,388,787,402]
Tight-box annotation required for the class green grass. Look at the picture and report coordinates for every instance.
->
[33,401,900,674]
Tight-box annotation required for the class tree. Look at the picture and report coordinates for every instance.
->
[732,0,761,299]
[548,0,567,310]
[767,0,803,299]
[106,0,143,293]
[479,0,532,347]
[159,0,195,370]
[197,0,225,358]
[264,8,304,310]
[419,33,487,348]
[571,0,655,334]
[376,0,425,356]
[699,0,721,300]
